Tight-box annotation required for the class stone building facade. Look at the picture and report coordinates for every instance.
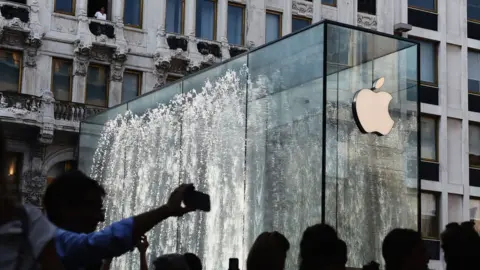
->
[1,0,480,269]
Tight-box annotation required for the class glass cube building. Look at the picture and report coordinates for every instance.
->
[78,21,420,270]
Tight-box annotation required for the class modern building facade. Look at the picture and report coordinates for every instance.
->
[0,0,479,269]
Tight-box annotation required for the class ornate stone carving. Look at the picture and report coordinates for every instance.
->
[1,30,24,46]
[39,89,55,144]
[73,51,90,76]
[357,13,377,30]
[24,46,37,67]
[155,24,169,50]
[22,170,46,206]
[110,52,127,82]
[187,60,201,74]
[153,52,171,88]
[292,1,313,18]
[91,48,112,62]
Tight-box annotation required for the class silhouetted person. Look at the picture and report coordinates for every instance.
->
[441,221,480,270]
[152,254,190,270]
[362,261,379,270]
[299,224,347,270]
[382,229,429,270]
[184,253,202,270]
[247,231,290,270]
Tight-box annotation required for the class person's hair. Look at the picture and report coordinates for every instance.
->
[441,221,480,270]
[382,228,423,270]
[247,231,290,270]
[43,170,105,222]
[299,224,346,270]
[184,253,202,270]
[153,254,189,270]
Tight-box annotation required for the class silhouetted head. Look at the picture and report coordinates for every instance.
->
[100,7,105,14]
[247,231,290,270]
[184,253,202,270]
[43,170,106,233]
[299,224,347,270]
[382,228,428,270]
[153,254,189,270]
[441,221,480,270]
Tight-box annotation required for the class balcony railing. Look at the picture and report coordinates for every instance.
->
[88,18,115,39]
[0,1,29,23]
[0,91,42,112]
[54,100,105,122]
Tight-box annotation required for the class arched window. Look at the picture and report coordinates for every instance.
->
[47,160,77,185]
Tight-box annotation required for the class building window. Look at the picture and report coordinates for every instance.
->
[227,2,245,45]
[55,0,75,15]
[421,116,438,161]
[358,0,376,15]
[266,11,282,43]
[166,0,184,34]
[86,65,109,107]
[421,192,439,239]
[0,50,22,93]
[416,39,437,85]
[471,198,480,232]
[124,0,143,27]
[88,1,110,20]
[469,0,480,22]
[322,0,336,6]
[167,74,182,83]
[468,50,480,94]
[469,123,480,168]
[122,71,142,103]
[196,0,217,40]
[292,16,311,33]
[409,0,436,12]
[51,58,73,102]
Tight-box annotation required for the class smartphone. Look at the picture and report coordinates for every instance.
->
[183,187,211,212]
[228,258,239,270]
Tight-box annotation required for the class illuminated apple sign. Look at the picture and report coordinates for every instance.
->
[352,77,394,136]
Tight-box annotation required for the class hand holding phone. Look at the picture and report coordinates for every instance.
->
[183,185,211,212]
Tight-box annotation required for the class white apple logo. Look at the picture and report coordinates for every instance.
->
[352,77,394,136]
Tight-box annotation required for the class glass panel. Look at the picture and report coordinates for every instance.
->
[421,116,437,160]
[196,0,216,40]
[409,0,436,11]
[247,24,324,270]
[469,124,480,167]
[421,192,439,238]
[178,56,248,270]
[470,198,480,232]
[86,66,108,107]
[166,0,183,33]
[0,50,21,92]
[292,17,311,33]
[325,23,418,268]
[322,0,336,5]
[468,50,480,93]
[127,81,182,116]
[52,59,72,101]
[468,0,480,21]
[55,0,74,13]
[417,39,436,84]
[124,0,142,26]
[227,4,244,45]
[265,12,281,43]
[122,72,140,103]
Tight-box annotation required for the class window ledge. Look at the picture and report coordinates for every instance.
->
[52,12,76,20]
[408,6,438,15]
[124,26,146,33]
[421,159,439,164]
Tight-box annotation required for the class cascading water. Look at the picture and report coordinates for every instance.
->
[89,65,417,270]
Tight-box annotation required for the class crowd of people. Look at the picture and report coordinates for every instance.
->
[0,119,479,270]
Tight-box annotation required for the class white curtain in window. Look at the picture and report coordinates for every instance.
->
[468,50,480,82]
[469,124,480,156]
[421,193,436,216]
[196,0,215,40]
[421,117,436,160]
[265,13,280,43]
[417,40,435,84]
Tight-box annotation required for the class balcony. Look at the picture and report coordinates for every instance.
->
[54,101,105,131]
[0,1,30,33]
[197,39,222,58]
[88,18,116,40]
[0,91,42,125]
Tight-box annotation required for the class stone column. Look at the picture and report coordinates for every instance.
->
[246,0,265,47]
[217,0,228,42]
[312,0,323,23]
[283,0,292,35]
[72,51,90,103]
[112,0,127,53]
[108,53,127,107]
[184,0,197,53]
[21,0,43,96]
[337,0,356,25]
[22,143,46,206]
